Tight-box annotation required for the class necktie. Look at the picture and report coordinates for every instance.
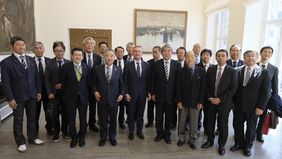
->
[165,61,169,80]
[203,64,207,72]
[87,54,92,68]
[20,56,27,69]
[189,68,194,79]
[244,67,251,86]
[136,62,141,77]
[38,58,45,85]
[57,60,62,82]
[75,65,81,81]
[215,67,222,97]
[106,66,111,84]
[262,64,266,69]
[232,61,237,68]
[118,61,122,70]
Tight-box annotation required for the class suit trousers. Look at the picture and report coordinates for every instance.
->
[13,98,37,146]
[146,99,155,124]
[118,99,126,125]
[65,97,87,140]
[127,95,146,133]
[88,91,97,128]
[233,109,258,149]
[178,107,199,144]
[98,103,118,140]
[35,87,52,134]
[156,102,174,138]
[206,104,230,147]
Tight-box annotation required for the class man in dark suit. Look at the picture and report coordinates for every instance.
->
[113,46,127,129]
[123,46,150,140]
[32,41,52,136]
[201,49,237,156]
[0,36,44,152]
[82,37,101,132]
[45,41,71,142]
[226,44,244,68]
[196,49,214,133]
[151,44,180,144]
[230,50,271,157]
[93,49,124,146]
[123,42,135,62]
[145,46,161,128]
[256,46,279,143]
[61,48,91,148]
[176,51,205,149]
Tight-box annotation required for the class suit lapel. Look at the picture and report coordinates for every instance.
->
[70,63,78,81]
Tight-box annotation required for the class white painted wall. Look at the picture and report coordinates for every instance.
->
[31,0,206,61]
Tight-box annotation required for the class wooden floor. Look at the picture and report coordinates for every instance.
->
[0,110,281,159]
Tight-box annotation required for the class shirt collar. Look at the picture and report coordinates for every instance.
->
[164,59,171,64]
[14,52,25,58]
[259,62,268,68]
[105,64,113,69]
[218,64,226,70]
[73,62,81,67]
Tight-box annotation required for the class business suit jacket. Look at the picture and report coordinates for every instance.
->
[196,62,214,71]
[113,59,128,69]
[226,59,244,68]
[123,60,150,99]
[45,58,70,95]
[151,59,180,104]
[206,65,238,110]
[93,64,124,106]
[0,54,41,102]
[176,66,206,108]
[61,62,90,105]
[82,52,101,69]
[34,56,51,87]
[123,55,131,62]
[234,65,271,113]
[258,63,278,95]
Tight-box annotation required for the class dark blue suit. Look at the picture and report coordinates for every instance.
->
[233,65,271,149]
[45,58,70,137]
[93,64,124,140]
[0,54,41,146]
[123,60,150,134]
[226,59,244,68]
[61,62,91,141]
[82,52,101,128]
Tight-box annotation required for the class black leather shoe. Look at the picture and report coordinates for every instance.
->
[230,145,242,151]
[145,123,153,128]
[164,137,171,144]
[154,135,163,142]
[110,139,117,146]
[90,125,100,132]
[201,141,214,148]
[70,139,77,148]
[63,133,71,139]
[99,139,106,146]
[177,140,185,146]
[137,132,145,140]
[188,142,197,149]
[128,133,134,140]
[244,148,251,156]
[79,139,85,147]
[119,124,126,130]
[218,147,225,156]
[257,135,264,143]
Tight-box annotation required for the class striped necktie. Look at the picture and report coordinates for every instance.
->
[165,61,169,80]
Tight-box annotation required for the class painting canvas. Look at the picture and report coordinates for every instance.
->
[135,9,187,53]
[0,0,35,54]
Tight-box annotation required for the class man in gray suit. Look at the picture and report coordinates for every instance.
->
[256,46,278,143]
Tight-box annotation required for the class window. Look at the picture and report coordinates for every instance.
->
[264,0,282,93]
[216,10,229,50]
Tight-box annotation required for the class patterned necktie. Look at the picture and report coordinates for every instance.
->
[87,54,92,68]
[75,65,81,81]
[244,67,251,86]
[232,61,237,68]
[106,66,111,84]
[118,61,122,69]
[262,64,266,69]
[203,64,208,72]
[215,67,222,97]
[20,56,27,69]
[136,62,141,77]
[165,61,169,80]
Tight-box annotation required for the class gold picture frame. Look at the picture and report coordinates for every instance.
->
[134,9,187,53]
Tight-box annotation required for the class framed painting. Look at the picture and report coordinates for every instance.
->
[134,9,187,53]
[0,0,35,54]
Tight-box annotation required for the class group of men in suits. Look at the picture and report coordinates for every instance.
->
[1,36,278,157]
